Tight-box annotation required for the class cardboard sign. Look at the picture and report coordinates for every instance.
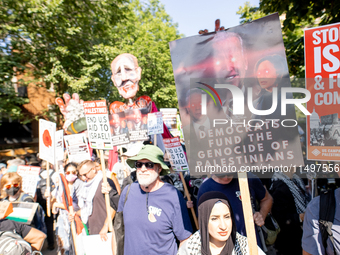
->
[83,100,113,150]
[169,14,303,176]
[109,111,130,146]
[55,129,64,162]
[148,112,164,135]
[305,22,340,161]
[164,137,189,171]
[81,233,112,255]
[6,202,38,225]
[39,119,56,164]
[0,202,13,220]
[160,108,177,136]
[64,133,91,163]
[125,108,149,141]
[17,165,41,197]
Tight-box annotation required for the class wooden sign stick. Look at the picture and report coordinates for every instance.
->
[69,205,78,255]
[238,171,258,255]
[46,161,51,217]
[154,134,157,147]
[100,149,113,232]
[179,171,199,230]
[120,147,129,178]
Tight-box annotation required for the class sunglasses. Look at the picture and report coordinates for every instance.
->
[4,183,19,190]
[65,171,77,175]
[135,161,155,169]
[78,167,94,178]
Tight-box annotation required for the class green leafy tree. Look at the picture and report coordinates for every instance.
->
[1,0,181,123]
[75,0,182,109]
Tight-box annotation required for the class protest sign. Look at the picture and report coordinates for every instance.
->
[55,129,64,162]
[164,137,189,172]
[125,108,149,141]
[64,133,91,163]
[148,112,163,135]
[83,100,113,150]
[17,165,41,197]
[109,111,130,146]
[81,233,112,255]
[6,202,38,225]
[305,22,340,161]
[160,108,178,136]
[169,13,303,177]
[39,119,56,164]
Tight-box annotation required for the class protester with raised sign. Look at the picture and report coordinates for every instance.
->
[197,173,272,249]
[36,161,58,250]
[69,159,119,241]
[48,162,82,255]
[117,145,192,255]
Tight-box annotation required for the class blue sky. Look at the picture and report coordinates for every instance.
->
[159,0,260,37]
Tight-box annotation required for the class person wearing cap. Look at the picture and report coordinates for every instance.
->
[117,145,193,255]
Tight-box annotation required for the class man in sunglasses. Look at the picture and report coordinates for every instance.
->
[70,160,119,241]
[116,145,192,255]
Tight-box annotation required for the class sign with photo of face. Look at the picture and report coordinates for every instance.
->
[169,14,303,177]
[125,108,149,141]
[109,111,130,146]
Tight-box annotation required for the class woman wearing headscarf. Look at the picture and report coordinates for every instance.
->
[178,191,265,255]
[269,168,308,255]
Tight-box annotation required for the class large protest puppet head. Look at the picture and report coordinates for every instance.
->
[211,32,248,88]
[111,53,142,100]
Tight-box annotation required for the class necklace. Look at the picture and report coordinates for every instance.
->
[146,192,157,223]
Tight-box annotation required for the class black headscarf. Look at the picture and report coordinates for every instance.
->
[198,191,237,255]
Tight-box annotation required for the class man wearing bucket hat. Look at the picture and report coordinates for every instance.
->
[117,144,192,255]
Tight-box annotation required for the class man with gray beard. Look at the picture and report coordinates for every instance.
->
[116,145,192,255]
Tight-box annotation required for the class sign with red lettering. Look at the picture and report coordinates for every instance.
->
[305,22,340,161]
[83,100,113,149]
[17,165,41,197]
[163,137,189,172]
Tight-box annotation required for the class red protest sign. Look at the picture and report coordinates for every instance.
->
[305,22,340,161]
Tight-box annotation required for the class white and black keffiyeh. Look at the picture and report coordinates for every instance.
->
[178,231,249,255]
[272,172,307,214]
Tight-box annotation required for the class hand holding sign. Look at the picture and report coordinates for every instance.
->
[198,19,225,34]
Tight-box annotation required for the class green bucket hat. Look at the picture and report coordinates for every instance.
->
[127,145,169,176]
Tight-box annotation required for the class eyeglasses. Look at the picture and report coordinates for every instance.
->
[4,183,19,190]
[78,168,94,178]
[65,171,77,175]
[135,161,155,169]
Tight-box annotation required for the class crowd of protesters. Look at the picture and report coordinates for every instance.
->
[0,140,339,255]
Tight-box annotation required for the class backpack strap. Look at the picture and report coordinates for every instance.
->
[319,190,336,254]
[124,184,132,206]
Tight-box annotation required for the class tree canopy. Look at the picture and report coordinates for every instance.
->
[0,0,181,122]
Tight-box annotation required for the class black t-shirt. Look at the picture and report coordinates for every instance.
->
[87,178,119,235]
[0,219,32,238]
